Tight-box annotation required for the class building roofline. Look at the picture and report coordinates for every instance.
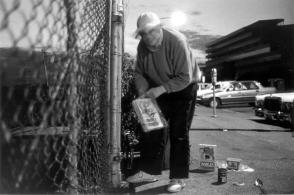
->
[206,19,284,47]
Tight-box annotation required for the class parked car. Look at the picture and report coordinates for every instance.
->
[197,81,234,100]
[254,92,294,126]
[199,80,276,108]
[197,83,212,97]
[254,93,271,117]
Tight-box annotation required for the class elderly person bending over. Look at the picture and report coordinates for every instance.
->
[126,12,200,193]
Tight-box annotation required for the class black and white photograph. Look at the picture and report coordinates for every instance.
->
[0,0,294,194]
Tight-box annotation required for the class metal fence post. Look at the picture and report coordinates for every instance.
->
[0,63,2,190]
[109,0,123,188]
[64,0,79,193]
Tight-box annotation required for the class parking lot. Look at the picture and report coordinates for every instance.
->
[192,103,291,131]
[132,104,294,194]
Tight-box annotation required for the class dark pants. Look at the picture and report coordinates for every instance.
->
[139,83,197,179]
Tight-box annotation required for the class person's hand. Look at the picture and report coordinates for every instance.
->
[144,86,166,99]
[137,89,146,99]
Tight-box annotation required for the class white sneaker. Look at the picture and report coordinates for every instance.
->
[126,171,158,183]
[167,179,186,193]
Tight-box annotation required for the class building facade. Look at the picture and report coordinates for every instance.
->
[205,19,294,90]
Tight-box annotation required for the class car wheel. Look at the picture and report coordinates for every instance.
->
[209,98,220,108]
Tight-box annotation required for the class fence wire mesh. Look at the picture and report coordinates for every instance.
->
[0,0,112,193]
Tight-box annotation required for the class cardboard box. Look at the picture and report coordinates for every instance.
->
[199,144,216,171]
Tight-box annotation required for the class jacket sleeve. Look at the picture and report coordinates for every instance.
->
[134,53,149,96]
[161,38,193,93]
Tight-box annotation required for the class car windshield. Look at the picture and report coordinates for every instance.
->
[201,82,234,91]
[241,81,258,90]
[203,85,212,90]
[198,83,212,90]
[255,81,263,88]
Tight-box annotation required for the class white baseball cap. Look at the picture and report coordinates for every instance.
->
[134,12,161,38]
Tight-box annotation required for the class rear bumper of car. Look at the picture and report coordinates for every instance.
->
[263,110,290,122]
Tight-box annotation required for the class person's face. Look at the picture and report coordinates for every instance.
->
[139,25,161,47]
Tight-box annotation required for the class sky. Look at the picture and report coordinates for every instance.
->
[124,0,294,60]
[0,0,293,61]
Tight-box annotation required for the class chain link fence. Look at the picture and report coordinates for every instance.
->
[0,0,114,193]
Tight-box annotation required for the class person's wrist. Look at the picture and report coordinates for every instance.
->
[138,89,145,97]
[158,86,166,94]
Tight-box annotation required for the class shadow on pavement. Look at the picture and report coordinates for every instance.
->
[211,181,226,186]
[189,169,214,174]
[251,119,290,128]
[131,184,167,194]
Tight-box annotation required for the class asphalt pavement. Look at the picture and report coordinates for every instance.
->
[191,104,291,131]
[124,104,294,194]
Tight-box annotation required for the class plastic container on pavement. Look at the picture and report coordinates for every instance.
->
[227,157,242,170]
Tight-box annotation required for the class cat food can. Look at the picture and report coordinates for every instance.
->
[218,168,227,183]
